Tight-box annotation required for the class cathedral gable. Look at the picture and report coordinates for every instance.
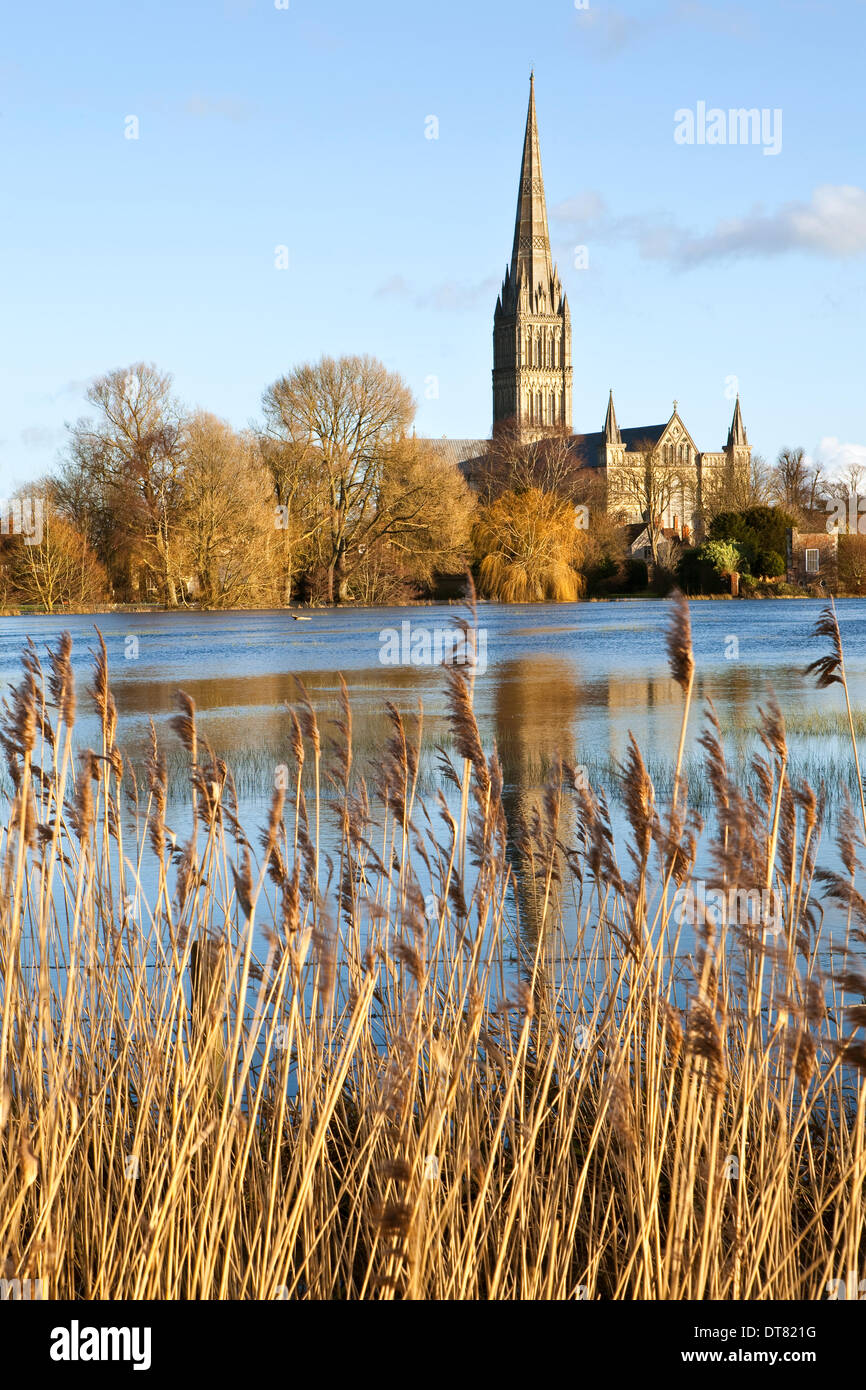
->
[656,414,699,458]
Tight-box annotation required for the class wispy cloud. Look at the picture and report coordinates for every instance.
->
[44,378,91,405]
[416,277,498,312]
[375,275,412,300]
[552,185,866,268]
[574,1,754,57]
[552,191,607,224]
[812,436,866,481]
[375,274,498,312]
[20,426,64,450]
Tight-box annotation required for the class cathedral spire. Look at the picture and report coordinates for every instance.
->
[727,394,748,447]
[492,78,573,437]
[509,72,554,301]
[604,389,622,445]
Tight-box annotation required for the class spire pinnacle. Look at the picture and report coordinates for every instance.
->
[509,74,553,298]
[727,393,748,447]
[604,388,622,445]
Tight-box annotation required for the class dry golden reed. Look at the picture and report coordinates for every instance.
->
[0,605,864,1301]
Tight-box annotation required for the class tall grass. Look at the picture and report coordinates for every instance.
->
[0,604,864,1300]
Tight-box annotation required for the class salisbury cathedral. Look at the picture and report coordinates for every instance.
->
[440,76,752,541]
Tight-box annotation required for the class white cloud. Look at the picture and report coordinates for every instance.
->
[812,436,866,482]
[552,184,866,268]
[787,185,866,257]
[375,274,412,299]
[666,185,866,265]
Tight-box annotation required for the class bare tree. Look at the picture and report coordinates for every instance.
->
[826,460,866,522]
[701,451,771,522]
[770,447,827,520]
[838,535,866,594]
[60,364,186,604]
[256,433,328,603]
[607,438,692,566]
[262,355,471,603]
[5,500,108,612]
[177,413,278,608]
[480,423,584,501]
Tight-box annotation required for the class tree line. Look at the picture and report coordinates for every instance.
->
[1,356,475,611]
[0,353,843,609]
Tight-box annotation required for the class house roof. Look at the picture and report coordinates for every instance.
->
[566,424,669,458]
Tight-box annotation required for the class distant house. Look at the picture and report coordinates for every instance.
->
[625,518,692,563]
[786,529,838,589]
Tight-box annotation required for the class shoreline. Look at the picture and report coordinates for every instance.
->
[0,591,847,618]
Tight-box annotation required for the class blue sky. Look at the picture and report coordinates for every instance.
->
[2,0,865,493]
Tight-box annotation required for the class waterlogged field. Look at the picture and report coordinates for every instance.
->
[2,597,865,811]
[1,595,865,1300]
[1,597,865,974]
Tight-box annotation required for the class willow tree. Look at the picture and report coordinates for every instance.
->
[473,487,587,602]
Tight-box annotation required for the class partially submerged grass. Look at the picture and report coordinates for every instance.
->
[105,739,863,816]
[0,601,864,1299]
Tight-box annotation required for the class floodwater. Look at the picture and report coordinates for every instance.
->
[0,598,862,815]
[2,597,864,1006]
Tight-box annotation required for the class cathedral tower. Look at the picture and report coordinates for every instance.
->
[492,75,573,438]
